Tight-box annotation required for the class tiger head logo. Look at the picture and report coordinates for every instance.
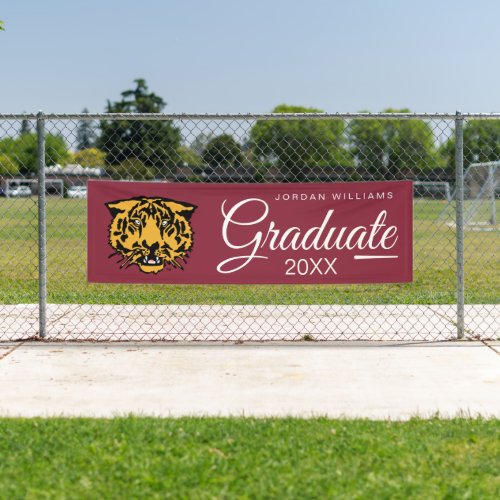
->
[106,196,197,274]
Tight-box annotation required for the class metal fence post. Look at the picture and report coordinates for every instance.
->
[37,111,47,338]
[455,111,465,339]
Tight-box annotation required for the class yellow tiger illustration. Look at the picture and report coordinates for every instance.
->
[106,196,196,274]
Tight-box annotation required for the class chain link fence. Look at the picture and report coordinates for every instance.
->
[0,112,498,341]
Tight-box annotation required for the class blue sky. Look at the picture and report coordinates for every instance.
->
[2,0,500,114]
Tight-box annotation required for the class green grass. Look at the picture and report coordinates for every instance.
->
[0,198,498,305]
[0,417,498,498]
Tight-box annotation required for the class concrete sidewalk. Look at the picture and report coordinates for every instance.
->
[1,342,499,419]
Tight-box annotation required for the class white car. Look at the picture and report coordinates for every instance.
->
[8,185,32,197]
[67,186,87,199]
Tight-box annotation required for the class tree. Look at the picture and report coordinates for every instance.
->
[349,116,385,177]
[440,120,500,172]
[97,79,181,178]
[73,147,106,167]
[106,158,155,181]
[0,153,19,176]
[249,104,350,181]
[20,117,31,135]
[202,134,243,172]
[176,146,203,167]
[0,20,4,31]
[350,109,439,179]
[76,108,97,150]
[0,133,71,175]
[191,132,214,156]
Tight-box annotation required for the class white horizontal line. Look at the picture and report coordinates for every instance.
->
[354,255,399,260]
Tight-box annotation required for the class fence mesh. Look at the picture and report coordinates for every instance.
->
[0,113,498,341]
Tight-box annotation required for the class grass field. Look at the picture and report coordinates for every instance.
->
[0,417,498,498]
[0,198,498,305]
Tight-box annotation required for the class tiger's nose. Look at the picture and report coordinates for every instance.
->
[141,224,162,248]
[142,241,159,252]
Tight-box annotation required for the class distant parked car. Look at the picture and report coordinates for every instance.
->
[8,185,32,197]
[67,185,87,199]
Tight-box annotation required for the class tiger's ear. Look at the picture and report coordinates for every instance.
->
[106,199,141,217]
[163,200,197,220]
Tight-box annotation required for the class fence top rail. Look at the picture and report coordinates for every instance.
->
[2,111,500,121]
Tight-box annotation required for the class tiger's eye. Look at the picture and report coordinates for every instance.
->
[133,219,141,226]
[161,220,168,227]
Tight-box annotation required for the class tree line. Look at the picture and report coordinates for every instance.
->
[2,79,500,181]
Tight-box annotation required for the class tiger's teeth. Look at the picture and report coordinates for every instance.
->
[142,256,162,265]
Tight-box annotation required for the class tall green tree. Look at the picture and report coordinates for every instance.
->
[0,153,19,176]
[73,147,106,167]
[202,134,243,172]
[249,104,350,181]
[106,158,155,181]
[97,79,181,178]
[76,108,97,150]
[350,109,439,179]
[177,146,203,167]
[440,120,500,172]
[0,134,70,175]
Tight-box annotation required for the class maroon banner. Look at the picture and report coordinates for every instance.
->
[87,180,413,284]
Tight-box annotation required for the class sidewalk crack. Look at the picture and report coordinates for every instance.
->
[0,342,24,362]
[483,341,500,356]
[424,305,475,339]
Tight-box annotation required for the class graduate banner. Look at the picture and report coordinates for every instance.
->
[87,180,413,284]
